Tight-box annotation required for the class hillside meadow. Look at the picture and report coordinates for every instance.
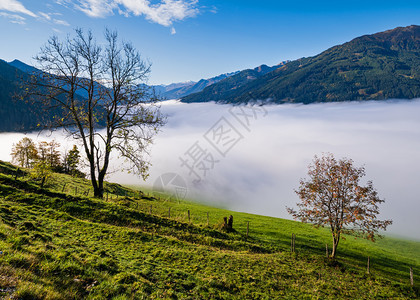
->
[0,160,418,299]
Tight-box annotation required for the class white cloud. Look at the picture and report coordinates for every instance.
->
[37,11,70,26]
[0,0,36,17]
[62,0,199,27]
[38,11,51,20]
[209,5,217,14]
[117,0,199,27]
[53,18,70,26]
[75,0,116,18]
[170,26,176,34]
[0,11,25,24]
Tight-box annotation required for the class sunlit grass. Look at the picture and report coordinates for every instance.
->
[0,160,418,299]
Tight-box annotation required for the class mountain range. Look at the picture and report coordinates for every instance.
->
[0,59,43,132]
[0,59,96,132]
[0,59,283,131]
[2,25,420,131]
[181,25,420,104]
[152,71,241,100]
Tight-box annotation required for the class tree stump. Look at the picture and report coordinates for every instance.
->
[223,217,228,228]
[222,215,234,231]
[227,215,233,230]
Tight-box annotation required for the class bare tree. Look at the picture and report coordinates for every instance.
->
[26,28,164,198]
[288,153,392,258]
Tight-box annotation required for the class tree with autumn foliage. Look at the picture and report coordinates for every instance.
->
[37,140,61,170]
[11,137,38,169]
[288,153,392,258]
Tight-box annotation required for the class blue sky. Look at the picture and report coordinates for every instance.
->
[1,0,420,85]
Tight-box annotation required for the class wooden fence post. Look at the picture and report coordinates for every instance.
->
[188,210,190,223]
[207,212,209,226]
[150,205,152,214]
[326,244,328,258]
[75,187,77,195]
[291,233,295,253]
[246,221,249,239]
[410,267,414,286]
[168,207,171,218]
[367,257,370,274]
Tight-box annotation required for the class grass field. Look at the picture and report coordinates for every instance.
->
[0,160,418,299]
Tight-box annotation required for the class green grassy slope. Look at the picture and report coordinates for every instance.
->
[0,160,418,299]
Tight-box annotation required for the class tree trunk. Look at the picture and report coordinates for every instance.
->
[91,171,102,198]
[91,166,101,198]
[94,141,111,199]
[331,234,340,258]
[93,185,103,198]
[95,177,104,198]
[331,242,337,258]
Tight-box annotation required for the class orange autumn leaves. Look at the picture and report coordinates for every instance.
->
[288,153,392,258]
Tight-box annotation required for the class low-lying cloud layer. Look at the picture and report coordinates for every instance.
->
[142,100,420,240]
[1,99,419,240]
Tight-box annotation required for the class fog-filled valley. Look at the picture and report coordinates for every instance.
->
[1,99,419,240]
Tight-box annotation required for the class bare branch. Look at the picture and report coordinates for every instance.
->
[23,28,165,198]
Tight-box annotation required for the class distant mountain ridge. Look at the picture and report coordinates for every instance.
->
[152,71,241,100]
[0,59,45,131]
[8,59,40,74]
[182,25,420,104]
[181,62,288,103]
[0,59,100,132]
[8,59,107,101]
[3,25,420,131]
